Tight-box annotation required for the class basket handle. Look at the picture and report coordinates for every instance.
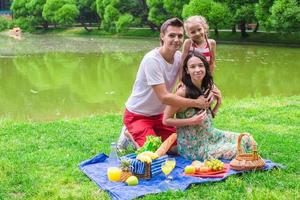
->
[237,133,257,156]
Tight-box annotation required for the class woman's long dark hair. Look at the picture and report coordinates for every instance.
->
[181,52,213,99]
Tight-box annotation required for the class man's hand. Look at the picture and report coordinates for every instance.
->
[190,110,207,125]
[194,90,214,109]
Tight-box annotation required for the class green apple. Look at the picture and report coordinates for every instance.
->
[184,165,196,174]
[125,176,138,186]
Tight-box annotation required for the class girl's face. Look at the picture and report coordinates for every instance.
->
[187,22,206,43]
[187,56,206,83]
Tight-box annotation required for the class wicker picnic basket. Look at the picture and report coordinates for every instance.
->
[132,133,177,179]
[230,133,265,171]
[135,163,152,179]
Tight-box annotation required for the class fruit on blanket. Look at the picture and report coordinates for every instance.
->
[199,166,210,173]
[204,159,224,171]
[125,176,138,186]
[136,151,159,163]
[192,160,203,167]
[184,165,196,174]
[136,154,152,163]
[141,151,159,160]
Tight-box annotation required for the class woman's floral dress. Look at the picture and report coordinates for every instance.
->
[176,108,255,161]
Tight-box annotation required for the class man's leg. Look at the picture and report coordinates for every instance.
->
[123,109,156,147]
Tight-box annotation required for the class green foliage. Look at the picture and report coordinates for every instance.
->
[163,0,189,17]
[43,0,79,27]
[0,16,9,31]
[56,4,79,26]
[116,13,133,33]
[146,0,170,27]
[10,0,31,19]
[234,4,256,24]
[135,135,162,154]
[209,2,231,31]
[182,0,213,20]
[269,0,300,32]
[255,0,274,29]
[102,4,120,31]
[12,17,36,32]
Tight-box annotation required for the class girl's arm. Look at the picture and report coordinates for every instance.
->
[211,85,221,117]
[209,39,216,75]
[179,39,192,80]
[163,87,207,127]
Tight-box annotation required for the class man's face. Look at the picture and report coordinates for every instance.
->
[160,26,184,52]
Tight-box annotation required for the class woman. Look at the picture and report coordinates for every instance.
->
[163,52,255,160]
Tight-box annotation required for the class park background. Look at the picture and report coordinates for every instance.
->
[0,0,300,199]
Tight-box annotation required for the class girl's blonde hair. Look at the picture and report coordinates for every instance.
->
[184,15,209,34]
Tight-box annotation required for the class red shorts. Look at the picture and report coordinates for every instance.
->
[123,109,176,147]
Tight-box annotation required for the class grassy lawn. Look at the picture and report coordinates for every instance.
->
[0,96,299,199]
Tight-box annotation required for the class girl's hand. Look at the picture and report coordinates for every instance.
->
[211,86,222,105]
[190,110,207,125]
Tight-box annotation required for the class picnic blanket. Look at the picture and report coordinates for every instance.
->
[79,153,282,200]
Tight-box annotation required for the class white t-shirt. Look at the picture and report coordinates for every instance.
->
[125,48,182,116]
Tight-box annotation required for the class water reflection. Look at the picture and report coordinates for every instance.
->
[0,35,299,121]
[215,45,299,98]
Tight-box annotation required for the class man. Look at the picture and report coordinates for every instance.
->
[119,18,215,151]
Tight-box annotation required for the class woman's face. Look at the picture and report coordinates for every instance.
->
[187,22,205,43]
[187,56,206,82]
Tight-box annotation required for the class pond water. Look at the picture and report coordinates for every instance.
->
[0,34,299,121]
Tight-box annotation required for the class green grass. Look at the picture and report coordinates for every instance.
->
[0,96,299,199]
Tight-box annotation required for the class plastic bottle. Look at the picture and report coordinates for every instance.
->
[108,142,120,166]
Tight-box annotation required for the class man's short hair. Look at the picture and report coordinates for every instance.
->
[160,18,184,34]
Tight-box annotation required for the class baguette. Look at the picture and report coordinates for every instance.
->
[155,133,177,157]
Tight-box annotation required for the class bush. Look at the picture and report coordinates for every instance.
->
[0,16,9,31]
[11,17,36,32]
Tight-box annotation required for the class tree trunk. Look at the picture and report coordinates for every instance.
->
[253,22,259,33]
[214,28,219,37]
[81,21,92,32]
[240,21,248,38]
[232,24,236,33]
[148,22,158,31]
[42,21,48,29]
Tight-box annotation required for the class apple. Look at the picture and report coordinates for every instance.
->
[184,165,196,174]
[199,166,210,173]
[192,160,202,167]
[125,176,138,186]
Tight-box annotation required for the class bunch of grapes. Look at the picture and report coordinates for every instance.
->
[204,159,224,171]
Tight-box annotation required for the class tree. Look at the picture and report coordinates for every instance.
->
[146,0,170,29]
[182,0,213,20]
[234,4,256,37]
[56,4,79,26]
[76,0,98,31]
[10,0,40,31]
[163,0,189,17]
[42,0,79,27]
[115,13,133,32]
[209,2,230,36]
[269,0,300,32]
[255,0,274,31]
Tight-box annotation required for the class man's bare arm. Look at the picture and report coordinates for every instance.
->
[152,84,211,109]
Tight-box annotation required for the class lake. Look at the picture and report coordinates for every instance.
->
[0,34,299,121]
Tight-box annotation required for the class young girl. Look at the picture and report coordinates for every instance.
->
[163,52,255,161]
[182,16,216,75]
